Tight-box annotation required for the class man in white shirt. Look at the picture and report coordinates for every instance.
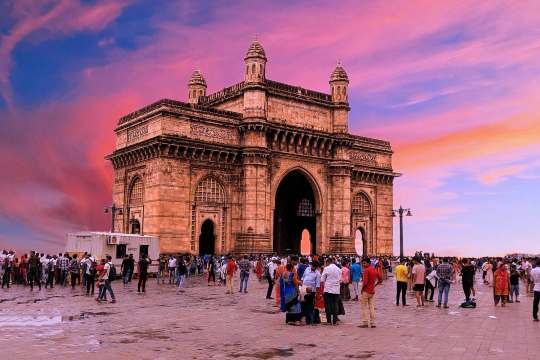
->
[266,258,278,299]
[102,256,116,303]
[168,256,177,284]
[321,257,342,325]
[531,259,540,322]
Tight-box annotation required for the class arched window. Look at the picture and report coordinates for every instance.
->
[352,192,371,216]
[252,63,256,75]
[259,64,263,78]
[246,65,249,75]
[195,177,225,205]
[129,177,144,206]
[296,198,315,217]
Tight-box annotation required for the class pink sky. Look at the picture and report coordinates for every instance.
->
[1,0,539,256]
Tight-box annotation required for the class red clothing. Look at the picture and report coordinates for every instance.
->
[362,265,382,294]
[226,260,237,276]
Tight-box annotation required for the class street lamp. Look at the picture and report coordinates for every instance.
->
[104,204,123,233]
[392,206,412,259]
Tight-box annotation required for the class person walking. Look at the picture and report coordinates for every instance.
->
[207,257,216,286]
[436,258,454,308]
[238,255,251,293]
[176,257,188,292]
[98,256,116,303]
[350,259,362,301]
[58,253,69,286]
[168,256,177,285]
[359,257,382,328]
[137,255,152,293]
[461,258,475,302]
[225,256,237,294]
[509,265,520,303]
[321,257,342,326]
[412,257,426,307]
[493,262,509,307]
[44,255,55,289]
[28,252,41,291]
[395,258,408,306]
[69,254,80,289]
[531,258,540,322]
[301,261,321,325]
[266,258,278,299]
[84,255,96,296]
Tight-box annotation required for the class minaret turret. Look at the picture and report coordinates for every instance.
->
[188,70,207,104]
[330,62,350,133]
[244,40,266,84]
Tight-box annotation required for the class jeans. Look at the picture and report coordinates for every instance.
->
[361,292,376,326]
[533,291,539,320]
[266,277,274,299]
[438,281,450,305]
[60,269,68,286]
[351,281,360,299]
[510,284,519,299]
[177,275,186,289]
[45,271,54,288]
[28,271,41,290]
[85,274,94,295]
[239,271,249,292]
[123,272,130,285]
[396,281,407,305]
[302,292,315,324]
[169,268,176,284]
[425,280,435,301]
[99,280,115,301]
[138,274,148,292]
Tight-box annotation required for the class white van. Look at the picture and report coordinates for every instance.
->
[65,232,160,273]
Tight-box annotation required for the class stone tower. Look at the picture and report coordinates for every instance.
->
[330,63,349,133]
[188,70,207,104]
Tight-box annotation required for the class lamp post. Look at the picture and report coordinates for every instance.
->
[104,204,123,233]
[393,206,412,259]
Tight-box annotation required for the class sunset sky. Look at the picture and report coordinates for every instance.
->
[1,0,539,256]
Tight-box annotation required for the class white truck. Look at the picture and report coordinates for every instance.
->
[65,232,160,274]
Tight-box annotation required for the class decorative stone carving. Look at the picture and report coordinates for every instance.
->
[127,124,149,143]
[190,123,233,142]
[349,151,377,165]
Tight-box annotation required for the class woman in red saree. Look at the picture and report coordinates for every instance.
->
[493,263,509,306]
[255,258,263,281]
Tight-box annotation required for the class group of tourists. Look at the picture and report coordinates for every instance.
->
[2,248,540,325]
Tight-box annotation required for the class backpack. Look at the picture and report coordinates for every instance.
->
[108,263,117,281]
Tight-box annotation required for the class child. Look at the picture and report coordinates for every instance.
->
[509,265,520,303]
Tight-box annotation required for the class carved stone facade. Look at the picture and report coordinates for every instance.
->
[106,41,398,256]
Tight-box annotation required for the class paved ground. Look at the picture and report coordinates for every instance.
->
[1,273,538,359]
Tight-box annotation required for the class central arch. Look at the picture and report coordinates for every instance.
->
[199,219,216,255]
[273,170,318,254]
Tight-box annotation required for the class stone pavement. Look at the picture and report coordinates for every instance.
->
[0,273,538,359]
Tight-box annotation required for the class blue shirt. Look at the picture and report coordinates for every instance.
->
[301,267,321,290]
[350,263,363,282]
[297,263,308,280]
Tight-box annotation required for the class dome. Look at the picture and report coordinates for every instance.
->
[188,70,206,87]
[245,40,267,60]
[330,63,349,82]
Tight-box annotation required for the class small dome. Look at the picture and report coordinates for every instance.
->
[330,63,349,82]
[188,70,206,87]
[245,40,267,60]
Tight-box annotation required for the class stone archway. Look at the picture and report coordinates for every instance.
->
[273,170,318,254]
[199,219,216,255]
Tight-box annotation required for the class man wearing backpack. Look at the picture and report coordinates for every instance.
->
[101,255,116,303]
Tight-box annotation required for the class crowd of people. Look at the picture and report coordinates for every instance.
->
[1,249,539,327]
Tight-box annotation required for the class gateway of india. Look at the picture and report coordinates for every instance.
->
[106,40,398,256]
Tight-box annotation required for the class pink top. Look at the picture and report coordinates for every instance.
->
[341,266,350,283]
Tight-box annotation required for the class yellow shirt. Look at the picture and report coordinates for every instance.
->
[395,264,408,282]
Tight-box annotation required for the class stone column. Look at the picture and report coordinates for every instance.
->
[327,160,354,254]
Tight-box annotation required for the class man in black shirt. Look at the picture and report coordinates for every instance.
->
[460,258,475,301]
[137,255,152,293]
